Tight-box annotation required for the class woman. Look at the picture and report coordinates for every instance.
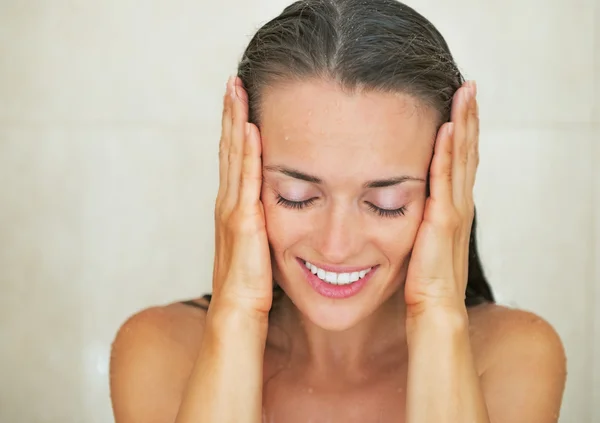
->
[109,1,566,422]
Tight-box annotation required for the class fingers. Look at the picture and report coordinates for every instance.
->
[218,75,262,212]
[240,122,264,207]
[455,82,478,285]
[217,76,234,205]
[465,82,480,202]
[450,84,470,206]
[447,81,479,207]
[428,122,454,206]
[428,80,479,232]
[224,76,250,209]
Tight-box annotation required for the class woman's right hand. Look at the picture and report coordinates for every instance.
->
[211,75,273,319]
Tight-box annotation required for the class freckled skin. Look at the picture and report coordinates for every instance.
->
[259,80,437,331]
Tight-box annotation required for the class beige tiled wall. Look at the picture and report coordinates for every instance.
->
[593,0,600,419]
[0,1,597,422]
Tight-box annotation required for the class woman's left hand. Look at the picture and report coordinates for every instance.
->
[404,80,479,320]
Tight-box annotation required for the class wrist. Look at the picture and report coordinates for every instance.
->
[406,304,469,344]
[206,300,269,340]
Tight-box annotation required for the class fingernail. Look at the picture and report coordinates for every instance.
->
[464,87,472,103]
[447,122,454,137]
[245,122,251,136]
[225,76,233,99]
[234,83,241,101]
[229,76,237,100]
[469,81,477,99]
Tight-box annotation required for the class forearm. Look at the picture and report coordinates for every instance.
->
[405,308,490,423]
[175,303,268,423]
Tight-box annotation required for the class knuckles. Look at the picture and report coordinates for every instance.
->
[215,206,265,235]
[426,199,461,231]
[437,212,461,232]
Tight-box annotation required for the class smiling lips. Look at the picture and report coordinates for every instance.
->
[297,258,377,299]
[302,260,373,285]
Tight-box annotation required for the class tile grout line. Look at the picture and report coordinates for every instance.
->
[590,1,599,421]
[591,134,597,420]
[0,121,598,130]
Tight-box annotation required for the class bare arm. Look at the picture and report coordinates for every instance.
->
[109,302,268,423]
[405,308,490,423]
[404,80,490,423]
[173,73,272,423]
[174,303,268,423]
[404,80,564,422]
[406,307,566,423]
[111,75,273,423]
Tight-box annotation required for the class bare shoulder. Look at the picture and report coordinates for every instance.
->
[109,298,209,423]
[468,303,565,367]
[468,303,567,422]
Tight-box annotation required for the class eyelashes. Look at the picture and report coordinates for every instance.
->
[365,202,407,218]
[275,195,407,218]
[276,195,317,210]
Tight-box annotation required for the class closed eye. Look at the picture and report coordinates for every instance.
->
[365,202,407,218]
[276,195,317,209]
[276,195,407,218]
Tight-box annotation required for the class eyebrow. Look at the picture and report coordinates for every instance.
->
[263,165,425,188]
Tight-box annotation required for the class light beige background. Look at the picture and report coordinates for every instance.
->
[0,0,598,422]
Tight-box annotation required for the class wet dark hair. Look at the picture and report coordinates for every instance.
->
[236,0,494,306]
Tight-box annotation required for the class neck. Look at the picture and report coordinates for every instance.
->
[268,288,408,375]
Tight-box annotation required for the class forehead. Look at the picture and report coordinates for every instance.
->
[259,79,438,179]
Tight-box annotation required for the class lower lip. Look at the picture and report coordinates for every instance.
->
[297,258,376,299]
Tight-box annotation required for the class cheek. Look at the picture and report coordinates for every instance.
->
[377,224,418,257]
[261,191,307,252]
[375,202,426,257]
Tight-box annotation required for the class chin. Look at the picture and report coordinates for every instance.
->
[303,300,372,332]
[278,282,373,331]
[274,258,401,332]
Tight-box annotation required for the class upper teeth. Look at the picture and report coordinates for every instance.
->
[304,261,372,285]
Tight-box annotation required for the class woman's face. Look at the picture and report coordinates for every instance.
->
[259,79,438,331]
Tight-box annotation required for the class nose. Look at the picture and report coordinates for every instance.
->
[313,204,362,264]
